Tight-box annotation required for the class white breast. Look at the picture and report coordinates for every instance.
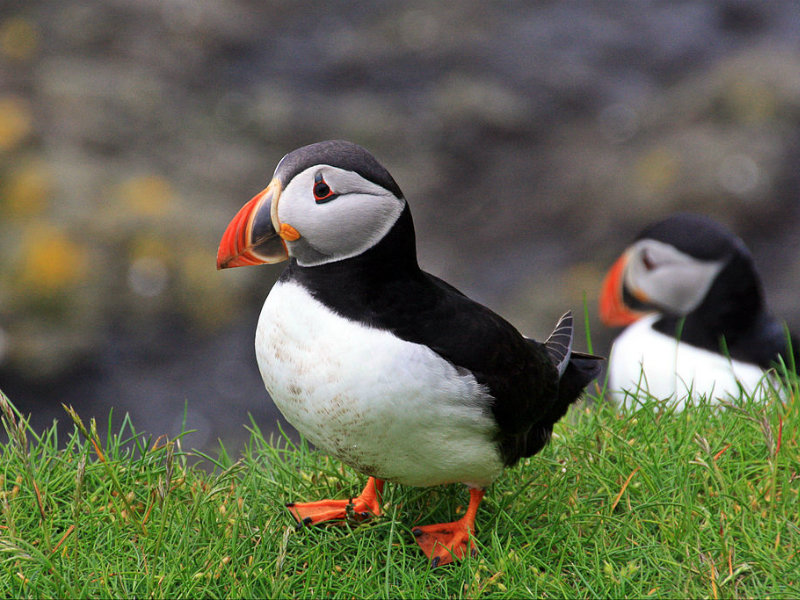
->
[608,315,777,410]
[254,280,504,488]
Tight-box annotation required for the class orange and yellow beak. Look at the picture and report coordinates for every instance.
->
[217,179,292,269]
[598,251,648,327]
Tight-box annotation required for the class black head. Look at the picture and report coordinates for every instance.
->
[217,140,411,270]
[274,140,404,200]
[600,212,763,325]
[636,213,748,262]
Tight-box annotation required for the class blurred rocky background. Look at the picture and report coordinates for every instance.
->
[1,1,799,451]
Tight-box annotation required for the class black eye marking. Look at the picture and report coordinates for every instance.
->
[642,250,655,271]
[313,173,338,204]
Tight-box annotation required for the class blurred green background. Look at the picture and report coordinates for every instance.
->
[1,1,799,451]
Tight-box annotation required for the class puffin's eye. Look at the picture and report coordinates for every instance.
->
[642,250,656,271]
[313,174,337,204]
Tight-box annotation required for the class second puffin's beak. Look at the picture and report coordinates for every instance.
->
[217,179,289,269]
[598,250,648,326]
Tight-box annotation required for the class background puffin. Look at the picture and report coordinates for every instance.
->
[217,140,602,567]
[599,213,798,409]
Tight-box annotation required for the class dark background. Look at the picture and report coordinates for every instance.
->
[2,1,799,451]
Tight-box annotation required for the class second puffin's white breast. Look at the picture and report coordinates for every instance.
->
[608,315,777,410]
[255,280,504,488]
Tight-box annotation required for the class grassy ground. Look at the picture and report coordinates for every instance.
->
[1,380,798,598]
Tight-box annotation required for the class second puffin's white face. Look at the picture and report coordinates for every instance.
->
[624,239,725,315]
[275,165,405,267]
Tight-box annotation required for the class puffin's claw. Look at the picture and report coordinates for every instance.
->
[413,488,485,567]
[286,477,384,527]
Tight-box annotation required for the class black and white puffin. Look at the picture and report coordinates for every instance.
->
[599,213,797,409]
[217,140,602,566]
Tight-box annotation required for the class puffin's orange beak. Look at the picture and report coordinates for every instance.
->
[217,180,289,269]
[599,251,647,326]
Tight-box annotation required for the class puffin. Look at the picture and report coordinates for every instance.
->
[599,213,797,409]
[217,140,603,566]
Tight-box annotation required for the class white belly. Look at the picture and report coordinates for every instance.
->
[608,315,776,410]
[254,280,504,488]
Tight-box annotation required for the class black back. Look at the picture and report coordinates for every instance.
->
[282,205,600,465]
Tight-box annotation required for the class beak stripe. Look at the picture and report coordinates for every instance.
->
[599,252,646,327]
[216,180,289,269]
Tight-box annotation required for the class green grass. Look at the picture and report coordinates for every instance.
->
[1,381,798,599]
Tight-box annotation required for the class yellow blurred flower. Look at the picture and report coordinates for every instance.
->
[2,161,51,218]
[634,147,679,195]
[724,79,776,124]
[16,223,88,295]
[0,17,40,62]
[117,175,176,218]
[128,234,171,261]
[0,95,33,151]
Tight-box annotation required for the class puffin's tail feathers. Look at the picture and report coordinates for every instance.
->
[561,351,605,398]
[545,309,604,407]
[503,316,605,467]
[544,311,574,377]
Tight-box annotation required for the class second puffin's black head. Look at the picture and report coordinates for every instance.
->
[600,212,761,325]
[635,213,749,262]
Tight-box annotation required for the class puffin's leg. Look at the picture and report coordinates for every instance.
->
[287,477,384,527]
[412,487,485,567]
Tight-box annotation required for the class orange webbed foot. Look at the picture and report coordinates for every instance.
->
[412,519,476,567]
[287,477,384,527]
[412,488,485,567]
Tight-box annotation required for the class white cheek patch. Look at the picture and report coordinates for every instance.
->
[310,192,403,258]
[626,240,725,314]
[279,166,405,267]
